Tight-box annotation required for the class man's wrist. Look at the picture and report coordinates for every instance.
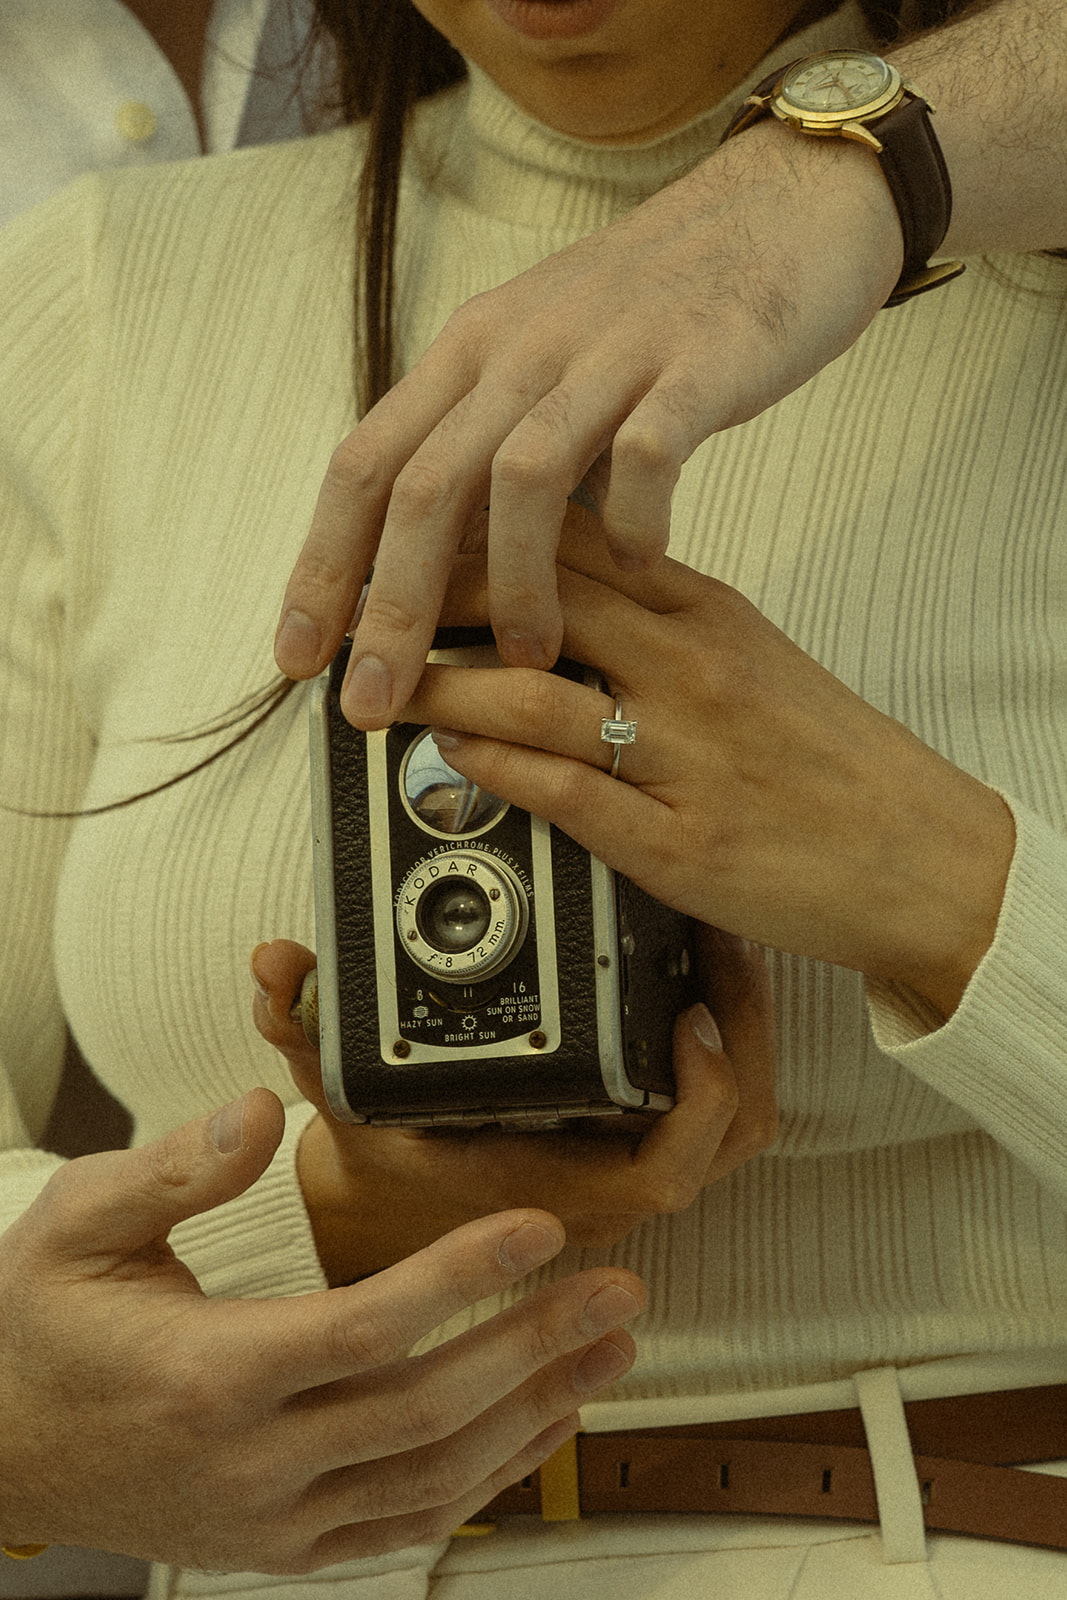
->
[696,118,905,305]
[886,0,1067,256]
[720,52,963,304]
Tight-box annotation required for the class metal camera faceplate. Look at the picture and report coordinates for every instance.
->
[367,727,563,1067]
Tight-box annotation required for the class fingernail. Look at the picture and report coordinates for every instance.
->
[498,1220,563,1274]
[582,1283,643,1337]
[686,1003,723,1053]
[212,1094,248,1154]
[250,942,271,999]
[574,1335,634,1393]
[275,609,321,675]
[499,630,550,669]
[342,654,392,722]
[431,727,462,752]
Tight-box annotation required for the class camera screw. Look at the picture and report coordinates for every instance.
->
[392,1039,412,1058]
[489,888,501,900]
[528,1031,547,1050]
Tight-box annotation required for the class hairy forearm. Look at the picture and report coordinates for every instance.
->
[889,0,1067,253]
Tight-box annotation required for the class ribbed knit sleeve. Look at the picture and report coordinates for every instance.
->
[0,186,100,1226]
[168,1098,327,1300]
[868,796,1067,1202]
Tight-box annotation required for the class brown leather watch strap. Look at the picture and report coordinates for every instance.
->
[870,91,961,303]
[481,1384,1067,1551]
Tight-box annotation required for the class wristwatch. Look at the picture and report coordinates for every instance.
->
[722,50,965,305]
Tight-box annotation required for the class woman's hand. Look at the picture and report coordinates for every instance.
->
[0,1094,644,1572]
[252,931,776,1285]
[274,123,901,726]
[405,535,1015,1019]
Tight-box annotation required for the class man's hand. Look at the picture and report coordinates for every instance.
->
[0,1093,643,1571]
[275,121,901,727]
[275,0,1067,732]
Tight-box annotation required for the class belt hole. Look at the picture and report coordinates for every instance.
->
[618,1461,630,1489]
[719,1462,730,1490]
[521,1475,534,1490]
[922,1480,934,1505]
[821,1468,833,1494]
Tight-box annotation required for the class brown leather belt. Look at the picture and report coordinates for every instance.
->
[481,1384,1067,1552]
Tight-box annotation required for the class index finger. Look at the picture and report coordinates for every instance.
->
[274,362,478,683]
[252,1209,569,1393]
[335,371,573,729]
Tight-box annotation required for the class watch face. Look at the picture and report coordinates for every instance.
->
[780,52,895,115]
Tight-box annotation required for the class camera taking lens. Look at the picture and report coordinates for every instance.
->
[416,879,492,954]
[395,850,529,983]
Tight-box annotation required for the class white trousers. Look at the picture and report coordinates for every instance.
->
[146,1368,1067,1600]
[430,1367,1067,1600]
[144,1503,1067,1600]
[429,1506,1067,1600]
[147,1466,1067,1600]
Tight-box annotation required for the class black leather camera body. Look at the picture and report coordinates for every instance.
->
[307,635,693,1128]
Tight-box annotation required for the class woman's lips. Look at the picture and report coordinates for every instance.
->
[484,0,624,41]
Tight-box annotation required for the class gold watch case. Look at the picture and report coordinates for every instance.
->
[763,51,929,152]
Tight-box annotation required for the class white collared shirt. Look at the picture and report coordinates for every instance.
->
[0,0,337,227]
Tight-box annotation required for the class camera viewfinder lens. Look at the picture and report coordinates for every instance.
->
[401,731,508,837]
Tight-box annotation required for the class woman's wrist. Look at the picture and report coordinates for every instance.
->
[296,1114,452,1285]
[859,750,1015,1019]
[297,1114,378,1286]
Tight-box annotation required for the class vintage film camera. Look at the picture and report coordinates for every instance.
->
[303,633,694,1128]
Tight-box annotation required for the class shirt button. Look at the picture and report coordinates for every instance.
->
[115,101,158,144]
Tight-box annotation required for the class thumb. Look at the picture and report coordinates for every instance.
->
[251,939,331,1116]
[33,1088,286,1268]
